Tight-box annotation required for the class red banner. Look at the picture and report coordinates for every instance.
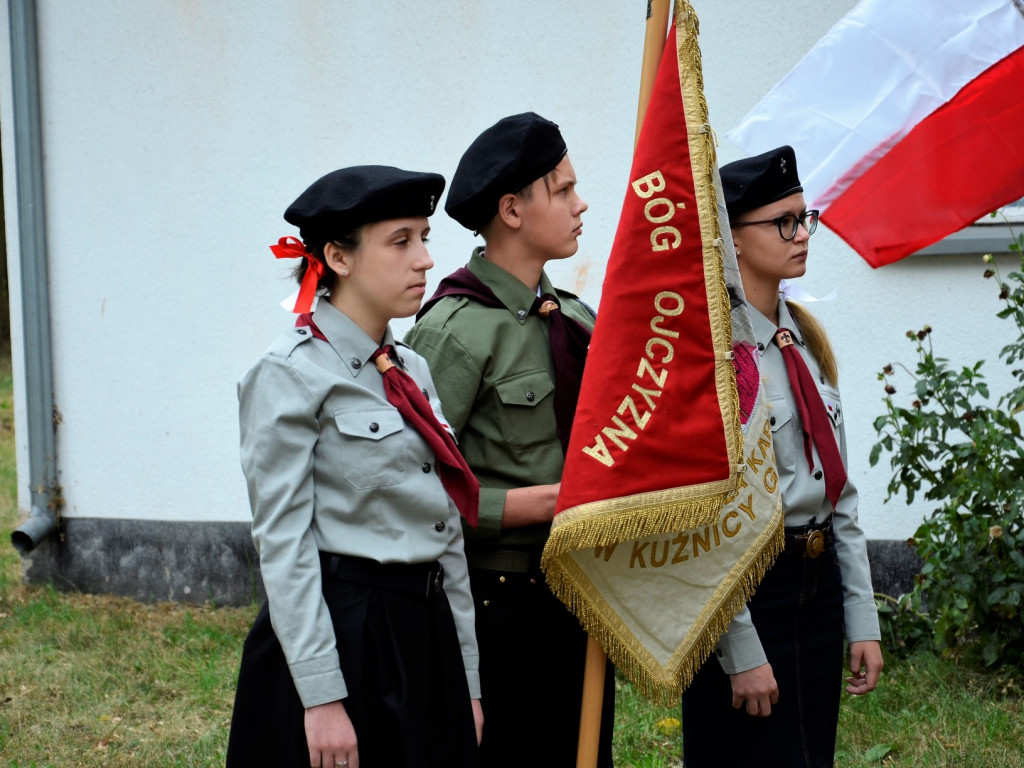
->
[553,19,739,541]
[542,2,782,703]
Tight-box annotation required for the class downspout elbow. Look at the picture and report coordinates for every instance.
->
[11,504,58,553]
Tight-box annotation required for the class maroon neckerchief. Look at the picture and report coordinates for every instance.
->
[418,267,592,454]
[295,312,328,340]
[774,328,847,510]
[373,345,480,527]
[295,314,479,527]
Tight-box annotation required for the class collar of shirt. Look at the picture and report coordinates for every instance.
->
[467,246,557,321]
[748,294,806,351]
[309,300,398,377]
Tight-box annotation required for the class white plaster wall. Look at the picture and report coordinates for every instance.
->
[2,0,1016,539]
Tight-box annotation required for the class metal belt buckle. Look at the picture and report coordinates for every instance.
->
[426,564,445,597]
[805,529,825,558]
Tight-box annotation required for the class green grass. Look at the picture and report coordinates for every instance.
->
[0,352,1021,766]
[611,653,1024,767]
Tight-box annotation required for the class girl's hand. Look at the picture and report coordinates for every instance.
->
[729,662,779,717]
[471,698,484,745]
[846,640,884,695]
[305,700,358,768]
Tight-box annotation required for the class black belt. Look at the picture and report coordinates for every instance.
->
[318,552,444,598]
[466,548,540,574]
[783,519,834,559]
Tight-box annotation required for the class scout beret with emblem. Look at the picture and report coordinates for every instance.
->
[720,145,803,219]
[446,112,568,231]
[284,165,445,243]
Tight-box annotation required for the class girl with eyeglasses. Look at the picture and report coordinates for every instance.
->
[682,146,883,768]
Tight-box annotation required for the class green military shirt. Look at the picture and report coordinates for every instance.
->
[404,248,595,549]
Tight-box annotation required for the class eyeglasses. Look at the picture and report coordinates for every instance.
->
[732,209,820,241]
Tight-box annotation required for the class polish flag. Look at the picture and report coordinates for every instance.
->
[728,0,1024,268]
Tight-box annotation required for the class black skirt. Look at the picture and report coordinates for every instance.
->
[226,555,479,768]
[682,536,845,768]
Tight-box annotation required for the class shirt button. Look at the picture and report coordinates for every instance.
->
[352,358,362,369]
[526,391,535,402]
[499,575,507,583]
[769,416,776,426]
[421,462,431,473]
[516,309,527,321]
[297,328,308,336]
[757,342,765,352]
[814,470,823,480]
[434,521,446,532]
[369,422,379,432]
[530,578,537,585]
[483,600,490,607]
[716,648,724,658]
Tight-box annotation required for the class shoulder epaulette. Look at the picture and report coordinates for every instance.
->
[555,288,597,321]
[418,294,470,327]
[266,326,316,360]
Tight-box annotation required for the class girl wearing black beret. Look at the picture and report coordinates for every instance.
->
[227,166,483,768]
[682,147,883,767]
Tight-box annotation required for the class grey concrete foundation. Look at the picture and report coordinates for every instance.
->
[867,538,923,599]
[20,518,263,605]
[17,518,924,608]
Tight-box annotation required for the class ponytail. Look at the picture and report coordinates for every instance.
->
[785,299,838,387]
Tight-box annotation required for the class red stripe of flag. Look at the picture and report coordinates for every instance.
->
[824,45,1024,268]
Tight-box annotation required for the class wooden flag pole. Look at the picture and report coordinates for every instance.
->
[635,0,673,149]
[575,5,671,767]
[574,635,609,768]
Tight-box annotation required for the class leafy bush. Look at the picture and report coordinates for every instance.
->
[871,225,1024,670]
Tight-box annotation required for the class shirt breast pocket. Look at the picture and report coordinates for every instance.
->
[494,369,556,449]
[819,385,843,433]
[766,396,799,471]
[333,406,408,489]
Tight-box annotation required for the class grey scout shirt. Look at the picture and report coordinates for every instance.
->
[715,297,881,674]
[404,249,596,550]
[238,300,480,708]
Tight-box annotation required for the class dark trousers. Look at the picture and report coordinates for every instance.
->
[470,566,615,768]
[226,562,479,768]
[682,544,844,768]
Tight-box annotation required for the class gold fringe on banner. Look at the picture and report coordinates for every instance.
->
[676,0,742,488]
[545,497,784,704]
[542,483,736,559]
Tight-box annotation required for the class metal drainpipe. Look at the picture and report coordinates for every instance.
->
[8,0,60,553]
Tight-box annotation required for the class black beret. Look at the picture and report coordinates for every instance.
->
[721,145,803,219]
[446,112,568,231]
[284,165,445,244]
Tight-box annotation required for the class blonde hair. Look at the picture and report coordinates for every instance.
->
[785,299,838,386]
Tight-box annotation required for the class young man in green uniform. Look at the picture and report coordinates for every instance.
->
[405,112,614,767]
